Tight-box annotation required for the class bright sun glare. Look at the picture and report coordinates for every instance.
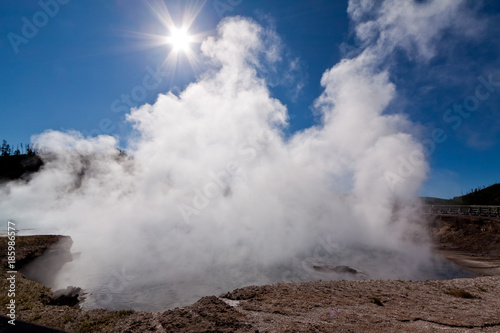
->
[144,1,205,69]
[168,27,193,53]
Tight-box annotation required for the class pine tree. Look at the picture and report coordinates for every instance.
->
[26,144,34,156]
[13,144,21,156]
[1,140,11,156]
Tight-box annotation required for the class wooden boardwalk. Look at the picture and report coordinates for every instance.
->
[422,205,500,217]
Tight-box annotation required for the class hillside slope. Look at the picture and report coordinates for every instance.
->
[422,183,500,206]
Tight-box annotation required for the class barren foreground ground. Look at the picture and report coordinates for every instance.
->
[1,214,500,332]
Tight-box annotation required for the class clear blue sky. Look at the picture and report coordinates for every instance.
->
[1,0,500,199]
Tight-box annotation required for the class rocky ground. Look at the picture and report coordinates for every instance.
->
[428,214,500,276]
[1,214,500,332]
[0,235,71,270]
[428,214,500,256]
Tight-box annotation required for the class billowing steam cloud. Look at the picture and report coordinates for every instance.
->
[0,1,473,311]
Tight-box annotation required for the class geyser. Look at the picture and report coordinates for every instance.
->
[0,0,475,311]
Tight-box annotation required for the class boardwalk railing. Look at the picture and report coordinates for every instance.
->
[422,205,500,217]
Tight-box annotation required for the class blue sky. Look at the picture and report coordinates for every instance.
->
[1,0,500,199]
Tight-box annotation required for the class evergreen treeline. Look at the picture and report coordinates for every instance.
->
[1,140,38,156]
[0,140,43,180]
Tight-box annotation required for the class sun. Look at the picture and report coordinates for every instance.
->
[167,27,193,53]
[139,1,206,70]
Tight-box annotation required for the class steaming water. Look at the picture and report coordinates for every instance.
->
[23,243,476,312]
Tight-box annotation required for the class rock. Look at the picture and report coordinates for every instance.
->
[48,286,82,307]
[311,264,358,274]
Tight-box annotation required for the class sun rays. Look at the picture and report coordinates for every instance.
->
[146,0,208,73]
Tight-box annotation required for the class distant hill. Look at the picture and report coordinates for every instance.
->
[422,183,500,206]
[454,183,500,205]
[421,197,456,205]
